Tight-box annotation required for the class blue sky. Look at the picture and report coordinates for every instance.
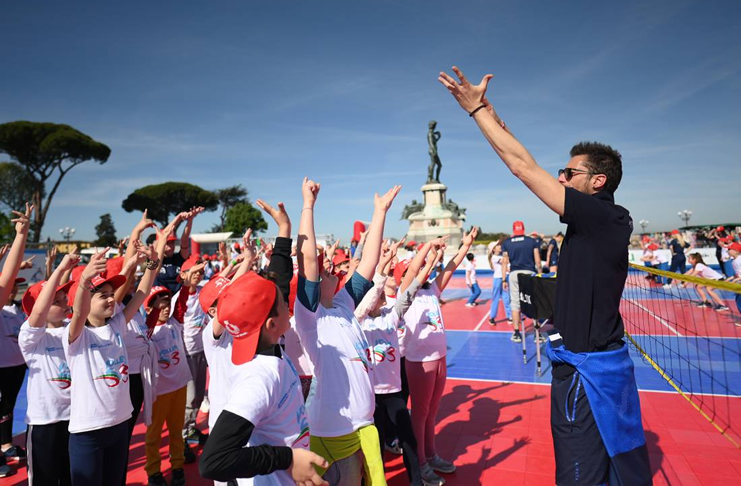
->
[2,0,740,241]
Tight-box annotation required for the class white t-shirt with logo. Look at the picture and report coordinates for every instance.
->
[694,263,723,280]
[150,317,192,396]
[19,322,71,424]
[224,351,309,486]
[465,260,477,285]
[0,305,26,367]
[117,302,152,375]
[175,287,208,356]
[294,287,374,438]
[202,319,233,431]
[63,312,133,433]
[400,282,447,363]
[362,310,402,394]
[384,295,407,359]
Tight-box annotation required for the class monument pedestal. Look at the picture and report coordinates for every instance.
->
[404,182,465,249]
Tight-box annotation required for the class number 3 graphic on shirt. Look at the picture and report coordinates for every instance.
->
[171,351,180,365]
[387,348,396,362]
[119,364,129,383]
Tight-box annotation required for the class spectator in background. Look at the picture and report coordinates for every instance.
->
[464,253,480,307]
[686,253,729,311]
[501,221,541,343]
[665,230,691,289]
[487,242,512,325]
[546,232,564,273]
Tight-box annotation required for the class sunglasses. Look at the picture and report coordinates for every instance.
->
[558,167,593,181]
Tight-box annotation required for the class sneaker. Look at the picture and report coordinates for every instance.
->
[696,301,712,308]
[2,446,26,461]
[171,468,186,486]
[488,318,496,326]
[510,333,522,343]
[184,428,208,445]
[0,464,14,478]
[420,462,445,485]
[662,284,672,289]
[507,318,513,325]
[535,334,546,344]
[183,440,196,464]
[200,396,210,414]
[148,472,167,486]
[384,438,403,455]
[715,305,729,312]
[465,303,475,307]
[427,454,456,474]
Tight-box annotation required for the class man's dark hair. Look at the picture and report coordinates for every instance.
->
[570,141,622,193]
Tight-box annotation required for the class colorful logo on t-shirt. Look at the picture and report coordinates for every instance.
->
[95,356,129,387]
[424,309,443,331]
[291,405,310,448]
[369,341,396,363]
[158,346,180,369]
[191,315,206,330]
[49,362,72,389]
[350,340,370,373]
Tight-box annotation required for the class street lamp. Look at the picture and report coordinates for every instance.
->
[639,219,649,233]
[59,227,75,242]
[677,210,692,227]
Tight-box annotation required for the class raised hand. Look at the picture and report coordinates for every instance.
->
[374,185,402,213]
[135,209,155,233]
[19,255,36,270]
[12,203,34,235]
[462,226,479,247]
[117,238,128,256]
[429,235,450,251]
[134,240,156,262]
[326,239,341,260]
[389,237,406,258]
[59,247,81,272]
[256,200,290,227]
[438,66,494,114]
[302,177,321,206]
[82,248,109,281]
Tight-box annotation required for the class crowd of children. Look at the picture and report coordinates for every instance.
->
[0,176,483,486]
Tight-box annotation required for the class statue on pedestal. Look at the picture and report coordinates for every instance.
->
[427,120,442,183]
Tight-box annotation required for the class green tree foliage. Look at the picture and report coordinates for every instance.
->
[95,213,118,247]
[215,184,248,230]
[0,162,42,214]
[0,213,13,243]
[0,121,111,242]
[475,230,510,245]
[121,182,218,226]
[224,202,267,235]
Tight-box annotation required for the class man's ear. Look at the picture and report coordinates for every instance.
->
[208,307,217,318]
[264,317,277,333]
[592,174,607,191]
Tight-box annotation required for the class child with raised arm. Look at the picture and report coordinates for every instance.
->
[199,194,329,486]
[64,232,163,485]
[294,177,401,485]
[356,239,444,486]
[18,248,78,484]
[402,227,478,483]
[142,221,198,486]
[0,204,34,473]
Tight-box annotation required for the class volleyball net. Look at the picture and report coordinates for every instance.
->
[621,263,741,448]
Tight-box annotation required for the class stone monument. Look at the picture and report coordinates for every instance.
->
[402,121,466,248]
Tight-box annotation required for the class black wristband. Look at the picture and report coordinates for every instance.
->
[468,104,487,117]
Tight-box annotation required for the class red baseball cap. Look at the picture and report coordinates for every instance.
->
[106,257,124,277]
[405,240,416,249]
[729,242,741,253]
[671,229,680,235]
[22,280,75,315]
[332,250,350,266]
[648,244,659,251]
[199,275,231,312]
[642,236,651,243]
[717,226,725,232]
[181,258,202,273]
[166,233,178,242]
[513,221,525,236]
[393,260,411,287]
[90,273,127,292]
[145,286,172,308]
[217,273,278,365]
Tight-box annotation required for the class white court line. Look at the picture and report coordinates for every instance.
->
[625,298,682,337]
[473,313,489,331]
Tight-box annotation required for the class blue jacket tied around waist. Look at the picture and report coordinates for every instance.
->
[546,341,646,458]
